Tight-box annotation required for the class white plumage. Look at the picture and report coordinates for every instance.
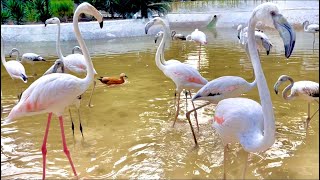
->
[302,20,319,49]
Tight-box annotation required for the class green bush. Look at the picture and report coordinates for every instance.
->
[32,0,52,23]
[25,0,39,22]
[5,0,25,24]
[51,0,74,22]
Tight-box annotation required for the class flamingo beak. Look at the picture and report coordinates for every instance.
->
[99,21,103,29]
[155,36,159,43]
[145,21,154,34]
[273,13,296,58]
[273,81,280,94]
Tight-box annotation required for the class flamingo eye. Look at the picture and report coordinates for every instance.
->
[270,11,276,16]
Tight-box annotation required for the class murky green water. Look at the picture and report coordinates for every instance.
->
[1,25,319,179]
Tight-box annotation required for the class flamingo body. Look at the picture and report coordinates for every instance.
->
[192,76,256,102]
[171,30,186,40]
[186,29,207,45]
[287,81,319,101]
[303,21,319,33]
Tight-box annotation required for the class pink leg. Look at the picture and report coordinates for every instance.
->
[172,93,181,127]
[58,116,77,177]
[41,113,52,180]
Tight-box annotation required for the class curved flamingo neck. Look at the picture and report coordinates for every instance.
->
[247,12,275,151]
[282,77,295,100]
[303,21,309,31]
[11,49,21,61]
[73,8,95,86]
[55,20,65,61]
[155,21,169,72]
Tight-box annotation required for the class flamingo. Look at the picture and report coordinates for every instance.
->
[47,59,84,138]
[302,20,319,49]
[186,29,207,60]
[274,75,319,128]
[9,48,45,76]
[171,30,186,40]
[4,3,103,179]
[1,36,28,100]
[97,73,128,85]
[237,24,273,55]
[145,17,208,129]
[186,75,257,144]
[198,3,295,179]
[44,17,97,107]
[72,45,83,54]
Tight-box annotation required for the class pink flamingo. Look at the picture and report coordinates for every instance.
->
[195,3,295,179]
[145,18,208,129]
[186,29,207,60]
[4,3,103,179]
[1,36,28,100]
[274,75,319,128]
[186,75,257,144]
[43,17,97,108]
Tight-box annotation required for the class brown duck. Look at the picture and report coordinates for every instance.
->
[98,73,128,85]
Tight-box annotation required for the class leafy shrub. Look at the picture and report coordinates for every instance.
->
[51,0,74,22]
[5,0,25,24]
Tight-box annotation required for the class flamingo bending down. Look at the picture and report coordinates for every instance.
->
[44,17,97,107]
[237,24,273,55]
[9,48,45,76]
[274,75,319,128]
[145,18,208,130]
[97,73,128,85]
[48,59,84,138]
[4,3,103,179]
[1,36,28,100]
[72,45,83,54]
[186,75,257,145]
[186,29,207,60]
[302,20,319,49]
[205,3,295,179]
[171,30,186,40]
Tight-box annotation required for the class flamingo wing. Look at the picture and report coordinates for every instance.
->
[294,81,319,98]
[65,54,97,74]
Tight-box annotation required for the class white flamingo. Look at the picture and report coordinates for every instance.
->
[171,30,186,40]
[302,20,319,49]
[44,17,97,107]
[186,29,207,60]
[9,48,45,76]
[200,3,295,179]
[145,18,208,129]
[237,24,273,55]
[274,75,319,128]
[4,3,103,179]
[1,36,28,100]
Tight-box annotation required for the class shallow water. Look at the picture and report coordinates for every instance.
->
[1,24,319,179]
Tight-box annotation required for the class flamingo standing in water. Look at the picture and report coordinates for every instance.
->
[198,3,295,179]
[302,20,319,50]
[145,18,208,130]
[274,75,319,128]
[4,3,103,179]
[9,48,45,76]
[186,29,207,60]
[44,17,97,107]
[237,24,273,55]
[1,36,28,100]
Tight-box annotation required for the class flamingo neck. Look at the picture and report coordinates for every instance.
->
[73,9,95,87]
[55,21,65,61]
[12,49,21,61]
[282,77,295,100]
[247,15,275,152]
[303,21,309,31]
[155,22,169,71]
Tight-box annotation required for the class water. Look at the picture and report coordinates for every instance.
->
[1,11,319,180]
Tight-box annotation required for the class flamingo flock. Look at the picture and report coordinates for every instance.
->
[1,1,318,180]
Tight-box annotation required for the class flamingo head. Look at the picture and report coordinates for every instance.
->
[273,75,290,94]
[52,59,65,73]
[72,46,83,54]
[45,17,60,27]
[77,2,103,29]
[154,31,164,43]
[253,2,296,58]
[145,17,167,34]
[302,20,309,27]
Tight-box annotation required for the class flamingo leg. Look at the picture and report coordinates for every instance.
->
[242,152,249,179]
[58,116,77,177]
[188,90,199,132]
[173,91,177,111]
[41,112,52,180]
[223,145,227,180]
[186,102,211,132]
[88,80,96,108]
[68,109,75,137]
[313,33,315,51]
[32,65,37,77]
[172,92,181,127]
[78,108,84,138]
[185,90,188,112]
